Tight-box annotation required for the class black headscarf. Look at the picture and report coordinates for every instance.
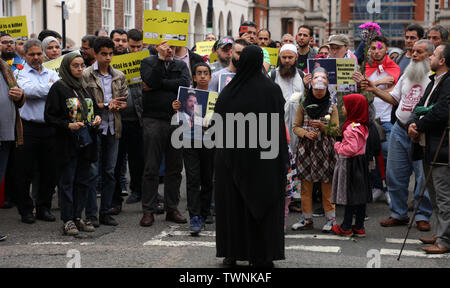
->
[59,53,89,122]
[214,45,288,220]
[302,87,331,119]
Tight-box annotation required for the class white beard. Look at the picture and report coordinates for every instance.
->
[405,60,430,84]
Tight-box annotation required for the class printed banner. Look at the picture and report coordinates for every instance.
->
[0,16,28,41]
[307,58,357,93]
[264,47,279,71]
[196,41,215,56]
[218,73,235,93]
[143,10,189,46]
[43,50,80,74]
[110,50,150,85]
[177,87,219,127]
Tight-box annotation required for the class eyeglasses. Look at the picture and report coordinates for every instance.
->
[1,40,14,45]
[71,64,86,70]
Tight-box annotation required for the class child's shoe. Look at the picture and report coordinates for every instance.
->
[322,217,336,232]
[351,225,366,237]
[291,217,313,231]
[331,224,353,237]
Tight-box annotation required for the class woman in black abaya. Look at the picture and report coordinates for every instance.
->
[214,45,288,267]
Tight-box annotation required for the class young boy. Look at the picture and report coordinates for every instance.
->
[172,62,214,235]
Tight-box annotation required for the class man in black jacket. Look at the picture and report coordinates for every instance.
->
[139,40,191,227]
[408,43,450,254]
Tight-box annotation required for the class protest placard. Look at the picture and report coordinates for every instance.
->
[143,10,189,47]
[196,41,215,56]
[110,50,150,85]
[264,47,279,71]
[307,58,357,93]
[0,16,28,41]
[209,52,218,64]
[43,50,80,74]
[177,87,219,127]
[218,73,235,93]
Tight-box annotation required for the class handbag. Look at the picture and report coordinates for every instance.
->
[73,126,93,148]
[373,118,386,142]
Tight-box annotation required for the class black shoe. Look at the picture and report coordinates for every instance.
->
[125,193,141,204]
[108,205,122,215]
[223,258,236,267]
[87,216,100,228]
[99,215,118,226]
[205,215,214,224]
[0,234,6,241]
[21,213,36,224]
[36,209,56,222]
[312,207,325,217]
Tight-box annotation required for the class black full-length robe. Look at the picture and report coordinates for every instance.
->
[213,45,289,264]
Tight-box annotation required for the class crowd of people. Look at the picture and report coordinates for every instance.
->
[0,20,449,267]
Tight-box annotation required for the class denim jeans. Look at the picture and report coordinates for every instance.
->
[370,121,392,190]
[386,122,432,222]
[97,133,119,216]
[80,161,99,219]
[0,141,12,181]
[59,154,92,222]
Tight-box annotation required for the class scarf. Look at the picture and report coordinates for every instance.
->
[365,56,401,84]
[302,88,331,119]
[341,94,369,135]
[59,53,89,122]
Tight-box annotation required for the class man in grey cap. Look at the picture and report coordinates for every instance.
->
[210,38,233,74]
[327,34,354,59]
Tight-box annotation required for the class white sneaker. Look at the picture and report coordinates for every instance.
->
[372,188,384,202]
[63,221,79,236]
[322,217,336,232]
[291,217,313,230]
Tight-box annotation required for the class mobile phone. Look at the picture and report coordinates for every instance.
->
[239,26,249,35]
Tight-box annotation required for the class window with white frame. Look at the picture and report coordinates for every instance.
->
[143,0,152,10]
[1,0,14,16]
[124,0,135,31]
[102,0,114,34]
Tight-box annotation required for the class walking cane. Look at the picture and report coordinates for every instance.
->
[397,104,450,261]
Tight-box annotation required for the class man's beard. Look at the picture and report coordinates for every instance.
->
[279,63,296,78]
[1,51,15,60]
[232,56,239,69]
[405,59,430,83]
[219,57,230,67]
[114,48,127,55]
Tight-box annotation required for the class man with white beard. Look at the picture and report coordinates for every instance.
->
[269,44,305,152]
[363,40,434,232]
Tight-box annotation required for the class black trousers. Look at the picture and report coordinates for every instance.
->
[9,121,57,216]
[342,204,366,230]
[113,120,144,205]
[183,147,214,219]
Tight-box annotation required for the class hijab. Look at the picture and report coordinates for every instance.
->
[42,36,60,62]
[341,93,369,134]
[59,53,89,121]
[214,45,288,220]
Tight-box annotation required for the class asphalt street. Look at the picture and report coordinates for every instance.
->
[0,172,449,268]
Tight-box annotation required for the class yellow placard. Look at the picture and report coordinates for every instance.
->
[336,59,356,86]
[264,47,279,71]
[0,16,28,41]
[209,52,218,64]
[110,50,150,85]
[43,51,80,74]
[143,10,189,47]
[196,41,215,56]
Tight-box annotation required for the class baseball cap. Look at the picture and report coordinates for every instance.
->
[327,34,350,46]
[217,37,233,49]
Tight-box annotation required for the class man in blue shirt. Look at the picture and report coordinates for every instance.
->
[9,39,59,224]
[0,32,26,72]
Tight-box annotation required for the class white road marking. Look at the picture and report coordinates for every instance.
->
[385,238,422,245]
[30,242,73,245]
[143,239,215,247]
[286,245,342,253]
[380,249,450,259]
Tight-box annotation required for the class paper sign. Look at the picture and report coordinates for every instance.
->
[209,52,218,64]
[196,41,215,56]
[264,47,279,71]
[218,73,235,93]
[143,10,189,46]
[0,16,28,41]
[43,50,80,74]
[177,87,219,127]
[307,58,357,93]
[110,50,150,85]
